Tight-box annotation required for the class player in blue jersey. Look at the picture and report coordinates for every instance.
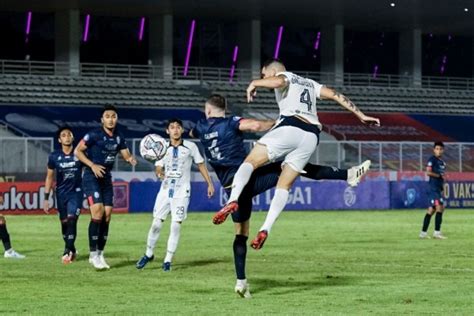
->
[0,215,25,259]
[44,126,83,264]
[75,105,137,270]
[191,94,370,298]
[419,142,447,239]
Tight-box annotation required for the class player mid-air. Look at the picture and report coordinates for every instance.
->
[75,105,137,270]
[419,141,447,239]
[192,94,371,298]
[216,58,380,251]
[136,119,214,271]
[44,126,83,264]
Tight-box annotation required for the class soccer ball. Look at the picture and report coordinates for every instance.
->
[139,134,168,161]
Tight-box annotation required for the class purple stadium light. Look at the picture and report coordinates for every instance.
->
[138,17,145,41]
[372,65,379,79]
[229,45,239,83]
[440,55,447,74]
[273,26,284,59]
[183,19,196,77]
[83,14,90,42]
[25,11,32,43]
[313,31,321,50]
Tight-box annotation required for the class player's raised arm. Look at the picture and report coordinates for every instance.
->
[75,140,106,178]
[320,86,380,126]
[246,75,288,103]
[43,167,54,214]
[238,118,275,133]
[120,148,137,166]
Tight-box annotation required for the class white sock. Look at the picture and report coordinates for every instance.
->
[146,218,163,257]
[89,250,98,258]
[228,162,254,202]
[164,221,181,263]
[260,188,289,233]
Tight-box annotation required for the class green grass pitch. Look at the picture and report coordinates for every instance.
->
[2,210,473,315]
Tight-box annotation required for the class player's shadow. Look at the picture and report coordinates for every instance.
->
[174,258,228,270]
[251,275,355,295]
[112,258,137,269]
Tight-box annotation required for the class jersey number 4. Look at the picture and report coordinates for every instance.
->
[300,89,312,111]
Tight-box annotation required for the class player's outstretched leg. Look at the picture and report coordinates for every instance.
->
[213,201,239,225]
[347,160,371,187]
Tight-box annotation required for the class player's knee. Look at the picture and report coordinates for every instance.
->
[0,215,5,225]
[67,215,77,222]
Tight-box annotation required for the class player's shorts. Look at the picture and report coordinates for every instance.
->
[428,189,445,207]
[153,188,190,222]
[56,189,83,220]
[230,163,281,223]
[82,170,114,207]
[258,125,318,173]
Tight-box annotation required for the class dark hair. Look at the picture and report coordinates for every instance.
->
[56,125,73,139]
[434,141,444,148]
[102,104,117,116]
[167,118,183,128]
[206,94,227,111]
[262,58,285,68]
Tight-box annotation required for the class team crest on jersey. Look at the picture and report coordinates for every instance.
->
[58,156,62,161]
[116,136,120,143]
[84,134,90,141]
[94,192,100,198]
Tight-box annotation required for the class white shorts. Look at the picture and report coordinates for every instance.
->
[258,126,318,173]
[153,188,190,222]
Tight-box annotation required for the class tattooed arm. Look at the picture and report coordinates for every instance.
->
[320,86,380,126]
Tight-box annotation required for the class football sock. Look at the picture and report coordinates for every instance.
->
[61,219,68,246]
[303,164,348,180]
[228,162,254,203]
[260,188,289,233]
[88,218,101,252]
[98,219,110,251]
[164,221,181,263]
[233,234,248,280]
[66,216,77,253]
[435,212,443,231]
[422,214,432,232]
[0,222,12,251]
[146,217,163,257]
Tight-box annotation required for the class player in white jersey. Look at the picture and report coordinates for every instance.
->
[215,58,380,249]
[136,118,215,271]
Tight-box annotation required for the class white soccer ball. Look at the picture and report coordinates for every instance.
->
[139,134,168,161]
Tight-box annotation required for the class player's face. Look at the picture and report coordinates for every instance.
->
[58,130,73,146]
[102,110,118,130]
[167,122,183,140]
[434,145,444,157]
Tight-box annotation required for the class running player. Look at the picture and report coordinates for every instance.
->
[136,118,214,271]
[75,105,137,270]
[0,215,25,259]
[192,94,371,298]
[216,58,380,250]
[419,141,447,239]
[44,126,83,264]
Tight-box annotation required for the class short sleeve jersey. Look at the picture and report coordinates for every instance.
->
[275,71,323,129]
[155,140,204,198]
[81,128,128,173]
[47,150,83,195]
[427,155,446,190]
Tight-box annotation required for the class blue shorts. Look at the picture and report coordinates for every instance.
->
[82,170,114,207]
[230,163,281,223]
[57,190,83,220]
[428,190,444,208]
